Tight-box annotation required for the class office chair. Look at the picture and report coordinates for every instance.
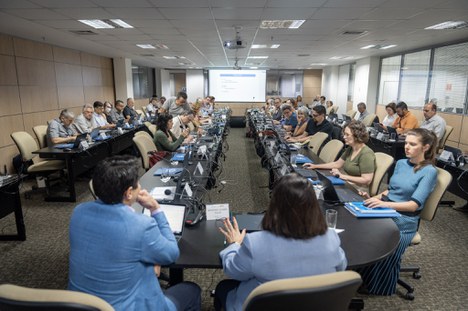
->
[307,132,329,154]
[132,134,158,170]
[32,125,48,149]
[134,131,152,138]
[11,131,65,197]
[437,125,453,153]
[361,113,377,127]
[147,124,157,137]
[397,167,452,300]
[319,139,344,163]
[243,271,362,311]
[369,152,394,197]
[0,284,114,311]
[346,109,357,119]
[135,109,143,116]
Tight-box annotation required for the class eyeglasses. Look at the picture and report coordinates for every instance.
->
[312,114,320,118]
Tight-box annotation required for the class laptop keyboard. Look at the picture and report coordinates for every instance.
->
[294,168,318,179]
[336,188,362,202]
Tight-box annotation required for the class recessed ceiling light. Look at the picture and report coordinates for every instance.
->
[361,45,376,49]
[380,44,397,49]
[252,44,268,49]
[270,44,280,49]
[108,19,133,29]
[425,21,468,30]
[163,55,186,59]
[136,44,155,49]
[248,56,268,59]
[154,44,169,49]
[78,19,114,29]
[260,20,305,29]
[250,67,258,69]
[310,63,327,66]
[329,56,353,60]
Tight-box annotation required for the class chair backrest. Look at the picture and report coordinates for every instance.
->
[346,109,357,119]
[0,284,114,311]
[135,109,143,116]
[32,125,48,149]
[89,179,97,200]
[243,271,361,311]
[369,152,394,196]
[307,132,328,154]
[319,139,344,163]
[134,131,152,139]
[133,135,157,170]
[11,132,39,162]
[438,125,453,150]
[148,124,157,137]
[361,113,376,127]
[420,167,452,222]
[334,106,339,113]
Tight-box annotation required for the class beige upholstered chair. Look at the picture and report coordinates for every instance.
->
[134,131,152,139]
[0,284,114,311]
[369,152,394,197]
[361,113,376,127]
[319,139,344,163]
[306,132,329,154]
[144,121,152,129]
[135,109,143,116]
[32,125,48,149]
[11,132,65,191]
[243,271,362,311]
[398,167,452,300]
[438,125,453,152]
[346,109,357,119]
[133,134,158,170]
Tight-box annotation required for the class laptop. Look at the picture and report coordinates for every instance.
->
[143,203,186,242]
[54,133,87,149]
[294,167,318,179]
[373,122,385,133]
[342,114,352,122]
[235,213,264,233]
[116,119,125,128]
[316,170,362,203]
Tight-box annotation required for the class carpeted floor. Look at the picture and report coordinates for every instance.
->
[1,127,467,310]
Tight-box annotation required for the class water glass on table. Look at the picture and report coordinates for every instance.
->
[326,209,338,229]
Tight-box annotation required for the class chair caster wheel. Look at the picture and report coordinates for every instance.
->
[413,272,421,279]
[404,292,415,300]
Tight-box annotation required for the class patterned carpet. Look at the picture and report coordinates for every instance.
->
[0,128,467,310]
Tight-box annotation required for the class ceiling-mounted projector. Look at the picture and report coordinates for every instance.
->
[223,40,246,49]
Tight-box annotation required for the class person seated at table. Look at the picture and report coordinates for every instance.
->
[296,95,304,107]
[303,120,375,193]
[68,155,202,311]
[326,100,337,115]
[214,173,347,311]
[285,106,310,138]
[93,101,116,130]
[271,98,283,121]
[109,100,127,124]
[74,103,97,134]
[381,102,397,127]
[273,104,298,131]
[47,109,77,146]
[420,101,446,143]
[154,114,192,152]
[171,112,197,143]
[123,97,138,123]
[382,101,418,134]
[357,128,438,295]
[287,105,333,143]
[146,96,160,119]
[200,96,214,116]
[103,101,114,124]
[354,102,370,122]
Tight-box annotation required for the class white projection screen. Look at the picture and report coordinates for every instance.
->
[208,70,266,102]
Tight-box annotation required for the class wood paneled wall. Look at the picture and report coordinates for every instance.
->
[302,69,322,105]
[375,104,468,151]
[0,33,115,172]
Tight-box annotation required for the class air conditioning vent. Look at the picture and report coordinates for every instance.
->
[69,30,98,35]
[341,30,367,35]
[297,54,310,57]
[141,54,155,57]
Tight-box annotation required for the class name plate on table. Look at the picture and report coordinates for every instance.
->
[195,162,204,175]
[183,183,193,197]
[206,203,230,220]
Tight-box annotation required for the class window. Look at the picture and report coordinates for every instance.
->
[399,50,431,107]
[132,65,155,99]
[266,70,303,98]
[347,63,356,102]
[429,42,468,114]
[378,55,401,105]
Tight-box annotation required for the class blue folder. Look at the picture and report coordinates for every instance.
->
[170,153,186,161]
[54,143,74,149]
[326,176,345,185]
[295,154,313,164]
[344,202,401,218]
[153,167,183,176]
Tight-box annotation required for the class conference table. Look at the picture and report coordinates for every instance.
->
[33,126,145,202]
[135,110,400,293]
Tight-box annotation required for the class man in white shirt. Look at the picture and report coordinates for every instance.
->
[146,97,160,117]
[354,102,370,122]
[420,102,446,142]
[171,113,194,143]
[93,101,115,129]
[74,104,97,134]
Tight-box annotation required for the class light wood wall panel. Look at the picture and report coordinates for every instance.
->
[13,38,53,61]
[0,33,115,172]
[303,69,322,105]
[19,86,59,113]
[0,33,14,55]
[16,57,56,86]
[0,86,22,115]
[53,46,80,65]
[0,55,17,85]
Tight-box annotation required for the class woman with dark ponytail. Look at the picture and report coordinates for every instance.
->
[358,128,438,295]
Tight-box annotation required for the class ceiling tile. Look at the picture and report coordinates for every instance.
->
[210,0,267,8]
[267,0,327,8]
[149,0,210,7]
[159,8,212,19]
[361,8,425,20]
[54,8,113,19]
[91,0,153,7]
[104,8,164,19]
[324,0,386,8]
[212,8,264,20]
[35,19,89,29]
[0,0,40,9]
[4,8,68,19]
[262,8,316,19]
[311,7,373,20]
[30,0,97,8]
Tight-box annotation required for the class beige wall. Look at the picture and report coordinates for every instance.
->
[302,69,322,105]
[376,104,468,151]
[0,33,115,172]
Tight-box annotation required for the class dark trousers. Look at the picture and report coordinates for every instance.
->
[165,281,202,311]
[214,279,241,311]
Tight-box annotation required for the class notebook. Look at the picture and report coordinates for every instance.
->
[171,153,186,162]
[344,202,400,218]
[143,204,186,241]
[90,128,110,141]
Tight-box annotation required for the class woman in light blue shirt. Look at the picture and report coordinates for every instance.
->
[214,174,347,311]
[358,128,438,295]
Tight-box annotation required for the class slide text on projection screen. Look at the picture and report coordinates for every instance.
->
[209,70,266,102]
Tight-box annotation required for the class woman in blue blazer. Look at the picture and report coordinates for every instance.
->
[214,174,347,311]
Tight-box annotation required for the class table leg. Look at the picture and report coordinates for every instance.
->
[45,158,76,202]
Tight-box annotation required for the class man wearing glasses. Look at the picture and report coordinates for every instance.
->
[160,91,192,116]
[420,100,446,142]
[287,105,333,143]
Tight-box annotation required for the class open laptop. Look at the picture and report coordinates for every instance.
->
[90,127,110,141]
[143,203,186,242]
[316,170,362,203]
[342,114,352,122]
[54,133,87,150]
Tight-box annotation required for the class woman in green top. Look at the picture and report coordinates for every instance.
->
[154,113,191,152]
[303,120,376,192]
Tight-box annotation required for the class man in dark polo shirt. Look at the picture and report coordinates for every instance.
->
[287,105,332,143]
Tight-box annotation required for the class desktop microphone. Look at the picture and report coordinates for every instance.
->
[164,189,172,196]
[185,206,205,227]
